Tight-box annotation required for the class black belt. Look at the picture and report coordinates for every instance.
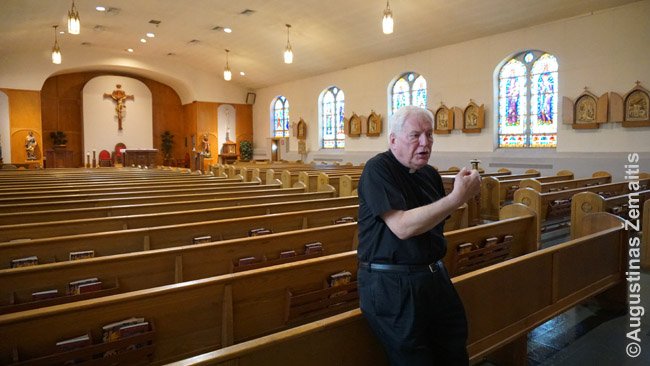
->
[359,260,443,273]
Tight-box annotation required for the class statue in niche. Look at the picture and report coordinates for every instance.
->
[25,131,37,160]
[465,106,478,128]
[201,133,211,158]
[576,96,596,123]
[436,109,448,129]
[626,90,649,121]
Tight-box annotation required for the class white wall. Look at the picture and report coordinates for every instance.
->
[82,76,153,155]
[252,1,650,177]
[0,91,10,163]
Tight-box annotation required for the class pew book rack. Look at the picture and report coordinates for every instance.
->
[285,279,359,325]
[1,278,119,315]
[10,320,155,365]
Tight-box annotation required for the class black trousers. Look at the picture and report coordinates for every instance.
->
[358,263,469,366]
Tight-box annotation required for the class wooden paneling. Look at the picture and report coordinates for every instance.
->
[236,104,253,143]
[40,72,186,167]
[2,88,42,164]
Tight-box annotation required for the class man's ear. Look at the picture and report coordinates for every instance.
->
[389,132,395,145]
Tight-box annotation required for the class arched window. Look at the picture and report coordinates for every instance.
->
[320,86,345,149]
[271,96,290,138]
[390,72,427,114]
[498,51,558,148]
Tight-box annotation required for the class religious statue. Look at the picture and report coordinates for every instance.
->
[103,84,134,130]
[201,133,211,157]
[25,131,37,160]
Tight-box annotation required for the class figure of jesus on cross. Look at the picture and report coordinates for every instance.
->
[103,84,134,130]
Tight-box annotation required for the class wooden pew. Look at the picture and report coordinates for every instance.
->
[0,205,360,268]
[444,203,537,276]
[518,171,612,193]
[570,190,650,239]
[339,174,360,197]
[0,197,358,242]
[442,170,540,226]
[0,185,297,213]
[514,178,650,243]
[168,212,625,366]
[0,252,359,365]
[0,223,359,314]
[0,191,336,225]
[316,172,362,196]
[0,206,539,364]
[0,181,268,205]
[481,170,574,220]
[0,176,241,196]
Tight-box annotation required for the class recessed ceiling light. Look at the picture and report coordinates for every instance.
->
[126,48,134,53]
[96,6,106,12]
[146,32,155,38]
[224,27,232,33]
[240,71,245,76]
[140,38,147,43]
[59,30,65,34]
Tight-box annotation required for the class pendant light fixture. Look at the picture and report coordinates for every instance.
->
[223,49,232,81]
[382,0,394,34]
[67,0,80,35]
[51,25,62,64]
[284,24,293,64]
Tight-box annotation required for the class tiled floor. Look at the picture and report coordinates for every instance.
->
[528,270,650,366]
[477,228,650,365]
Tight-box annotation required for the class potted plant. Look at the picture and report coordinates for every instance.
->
[160,131,174,164]
[239,140,253,161]
[49,131,67,149]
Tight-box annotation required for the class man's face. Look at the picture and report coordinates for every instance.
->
[390,114,433,171]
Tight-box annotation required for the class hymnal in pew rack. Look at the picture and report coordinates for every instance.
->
[1,278,119,315]
[10,320,155,365]
[232,242,325,273]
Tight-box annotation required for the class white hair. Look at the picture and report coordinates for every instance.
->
[388,106,434,142]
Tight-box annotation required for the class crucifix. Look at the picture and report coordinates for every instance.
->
[103,84,134,130]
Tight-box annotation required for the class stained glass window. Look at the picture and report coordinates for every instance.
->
[321,86,345,149]
[390,72,427,114]
[271,96,290,138]
[497,51,558,148]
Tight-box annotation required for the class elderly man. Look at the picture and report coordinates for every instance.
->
[357,105,481,365]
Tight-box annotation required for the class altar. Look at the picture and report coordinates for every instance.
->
[123,149,158,168]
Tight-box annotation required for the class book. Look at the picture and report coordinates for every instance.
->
[237,256,258,266]
[457,242,474,255]
[333,216,356,224]
[304,242,323,254]
[483,237,498,248]
[328,271,352,287]
[102,317,146,343]
[280,250,296,258]
[102,317,147,357]
[248,228,272,236]
[328,271,352,300]
[119,321,150,338]
[32,289,59,301]
[10,256,38,268]
[56,333,92,351]
[67,277,99,295]
[69,250,95,261]
[77,281,103,294]
[502,234,514,243]
[192,235,212,244]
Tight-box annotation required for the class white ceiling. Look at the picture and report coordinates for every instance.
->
[0,0,641,90]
